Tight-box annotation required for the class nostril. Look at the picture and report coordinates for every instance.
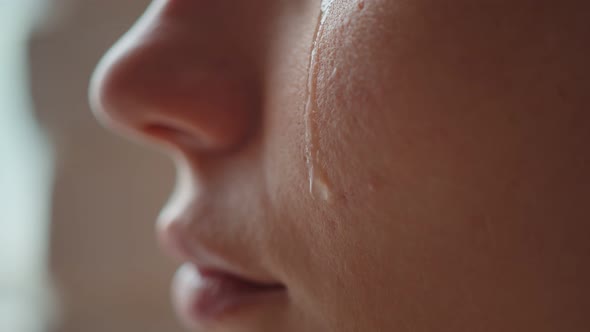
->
[143,123,214,151]
[90,48,259,153]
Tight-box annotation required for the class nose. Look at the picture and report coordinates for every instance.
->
[89,1,262,154]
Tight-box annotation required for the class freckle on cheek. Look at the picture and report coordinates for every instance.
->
[358,0,365,11]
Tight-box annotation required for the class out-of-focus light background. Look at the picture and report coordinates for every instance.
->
[1,1,181,331]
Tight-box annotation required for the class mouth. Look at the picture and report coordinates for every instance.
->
[172,263,287,329]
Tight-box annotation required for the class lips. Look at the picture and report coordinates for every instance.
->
[173,263,286,329]
[157,182,287,328]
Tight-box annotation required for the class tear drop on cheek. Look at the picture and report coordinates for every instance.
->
[312,170,332,202]
[304,0,335,202]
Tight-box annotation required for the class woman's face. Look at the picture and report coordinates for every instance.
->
[91,0,590,331]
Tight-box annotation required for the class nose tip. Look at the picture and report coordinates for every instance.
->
[89,19,259,154]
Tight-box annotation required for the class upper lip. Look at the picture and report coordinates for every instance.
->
[197,268,285,290]
[156,199,284,288]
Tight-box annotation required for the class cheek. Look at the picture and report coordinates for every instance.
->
[309,0,590,329]
[312,0,574,225]
[313,0,590,227]
[313,0,412,215]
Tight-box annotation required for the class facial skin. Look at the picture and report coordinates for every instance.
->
[90,0,590,331]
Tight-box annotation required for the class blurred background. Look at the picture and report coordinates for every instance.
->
[1,1,182,331]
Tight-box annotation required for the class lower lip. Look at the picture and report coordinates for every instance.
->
[172,263,286,329]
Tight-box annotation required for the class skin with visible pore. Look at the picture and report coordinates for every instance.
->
[90,0,590,331]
